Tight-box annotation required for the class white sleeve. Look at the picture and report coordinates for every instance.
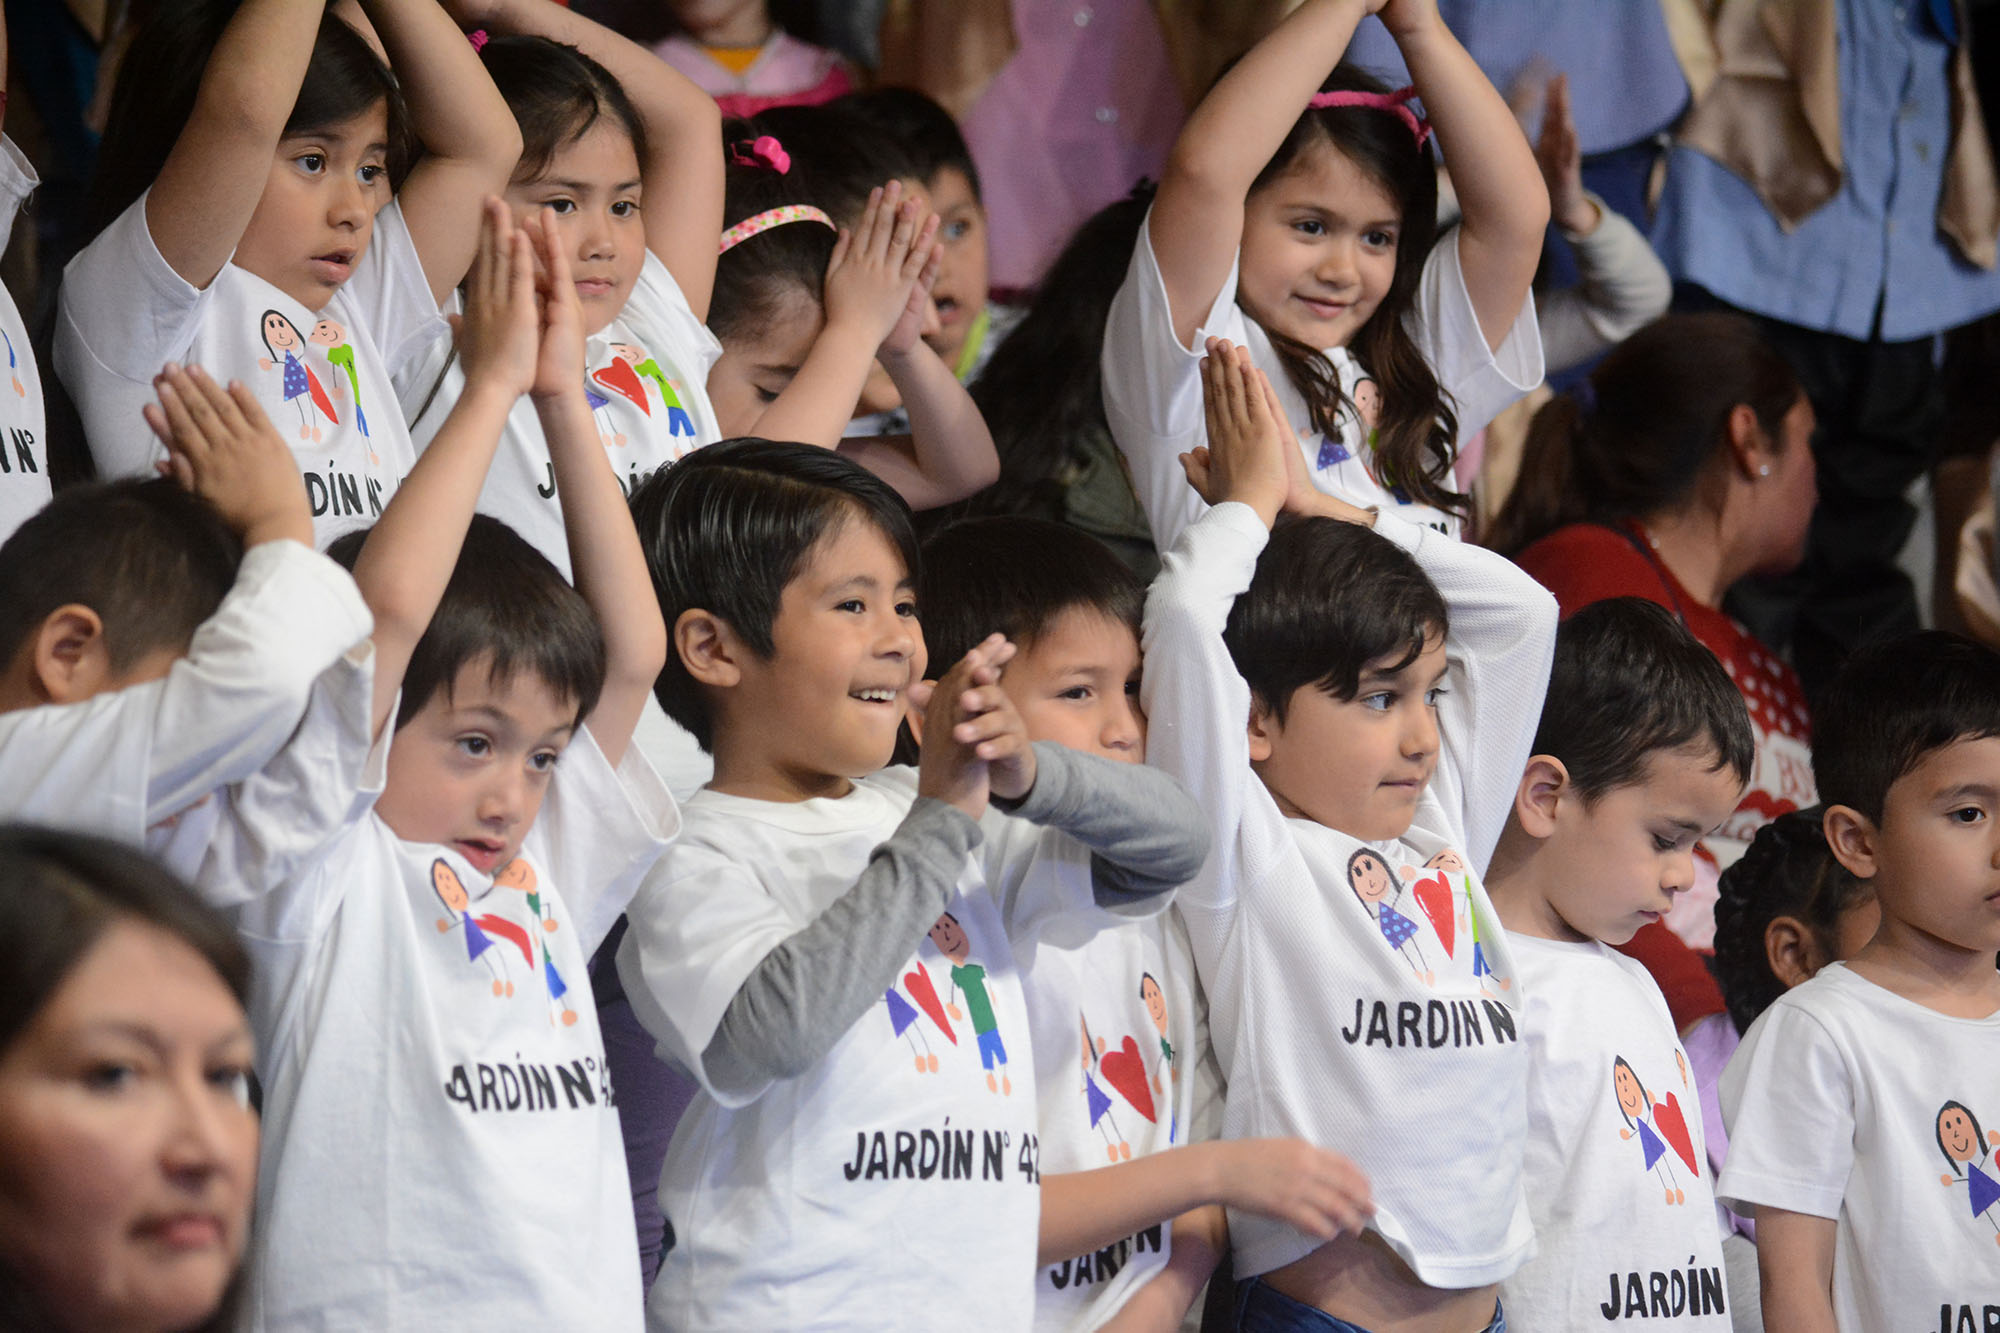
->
[1538,199,1672,374]
[1101,211,1255,555]
[339,201,448,369]
[1413,227,1545,448]
[622,250,725,382]
[1138,501,1309,914]
[1716,1001,1855,1222]
[525,726,679,956]
[0,137,40,255]
[1372,511,1556,871]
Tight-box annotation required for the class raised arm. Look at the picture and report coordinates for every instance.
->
[525,212,667,765]
[445,0,724,316]
[357,0,522,306]
[1149,0,1378,350]
[352,200,537,734]
[1382,0,1547,349]
[144,0,328,290]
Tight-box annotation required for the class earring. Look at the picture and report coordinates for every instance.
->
[1757,465,1771,477]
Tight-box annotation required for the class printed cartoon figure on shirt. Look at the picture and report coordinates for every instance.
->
[1348,847,1433,985]
[1140,972,1180,1143]
[1936,1100,2000,1243]
[603,339,697,441]
[884,959,956,1073]
[429,859,535,998]
[1079,1013,1134,1162]
[310,318,376,464]
[494,859,577,1027]
[257,311,338,442]
[0,328,22,399]
[1612,1055,1700,1206]
[930,910,1012,1095]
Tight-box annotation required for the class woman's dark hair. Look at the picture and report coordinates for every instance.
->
[1224,516,1446,722]
[326,516,607,731]
[1485,313,1803,556]
[89,4,408,240]
[1247,64,1455,516]
[1711,806,1874,1035]
[478,34,648,184]
[630,438,919,751]
[1532,598,1754,802]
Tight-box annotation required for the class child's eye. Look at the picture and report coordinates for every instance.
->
[1653,834,1678,853]
[209,1065,253,1105]
[1292,218,1326,237]
[1360,691,1393,712]
[456,735,492,758]
[358,164,387,185]
[1950,806,1986,825]
[544,197,578,215]
[84,1062,136,1092]
[611,200,639,218]
[296,153,326,174]
[1124,678,1142,698]
[529,750,562,773]
[1424,686,1446,707]
[752,384,780,404]
[1364,229,1397,250]
[834,598,866,614]
[895,599,918,618]
[942,219,972,242]
[1058,686,1093,702]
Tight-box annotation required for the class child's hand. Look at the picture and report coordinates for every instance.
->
[453,197,540,403]
[524,207,587,404]
[1215,1138,1375,1242]
[1535,74,1598,235]
[1183,339,1293,527]
[878,241,944,361]
[823,182,944,353]
[1375,0,1440,39]
[143,362,313,549]
[911,634,1034,816]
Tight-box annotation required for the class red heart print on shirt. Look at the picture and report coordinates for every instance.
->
[1411,873,1455,957]
[1653,1092,1698,1174]
[1098,1036,1157,1123]
[903,963,957,1044]
[592,357,649,412]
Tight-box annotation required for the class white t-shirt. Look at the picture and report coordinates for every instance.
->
[1141,501,1556,1286]
[0,137,48,544]
[1102,215,1544,551]
[0,540,369,878]
[1504,936,1731,1331]
[56,193,439,548]
[205,667,678,1331]
[393,251,722,579]
[617,767,1139,1332]
[1718,963,2000,1331]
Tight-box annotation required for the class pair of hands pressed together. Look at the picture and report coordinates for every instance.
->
[823,179,945,367]
[910,632,1036,821]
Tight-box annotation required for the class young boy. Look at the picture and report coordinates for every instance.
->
[1719,630,2000,1331]
[1481,598,1753,1329]
[1145,343,1556,1332]
[615,439,1211,1330]
[200,203,675,1329]
[918,515,1372,1332]
[0,363,370,877]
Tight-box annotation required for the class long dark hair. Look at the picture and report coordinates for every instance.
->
[1247,65,1455,515]
[1485,313,1803,556]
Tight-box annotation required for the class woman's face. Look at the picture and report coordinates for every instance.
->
[0,920,256,1333]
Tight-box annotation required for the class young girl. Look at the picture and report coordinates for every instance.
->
[652,0,853,120]
[0,0,48,546]
[57,0,520,549]
[1102,0,1547,552]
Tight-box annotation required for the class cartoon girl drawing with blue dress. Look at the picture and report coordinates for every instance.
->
[1613,1056,1685,1205]
[1937,1100,2000,1245]
[257,310,336,442]
[1347,847,1432,985]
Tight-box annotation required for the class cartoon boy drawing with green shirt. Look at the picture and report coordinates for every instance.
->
[931,911,1011,1096]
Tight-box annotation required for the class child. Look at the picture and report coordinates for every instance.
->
[1103,0,1547,550]
[1719,632,2000,1330]
[652,0,853,119]
[199,203,675,1328]
[0,365,371,880]
[0,0,47,545]
[615,439,1210,1329]
[1145,341,1555,1331]
[918,515,1373,1332]
[58,0,520,547]
[1480,597,1755,1329]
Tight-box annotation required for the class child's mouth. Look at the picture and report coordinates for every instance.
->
[849,687,901,707]
[311,252,356,283]
[455,839,508,873]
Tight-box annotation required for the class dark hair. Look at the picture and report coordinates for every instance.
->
[0,479,240,674]
[1813,631,2000,824]
[1486,313,1804,555]
[833,87,980,199]
[1533,599,1753,802]
[1247,64,1455,516]
[1938,1100,1988,1175]
[90,5,408,240]
[917,517,1142,672]
[479,34,648,184]
[326,516,606,730]
[630,438,919,751]
[1711,806,1873,1034]
[1223,517,1446,723]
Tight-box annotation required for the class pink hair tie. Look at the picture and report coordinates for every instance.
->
[719,204,836,255]
[1307,85,1432,148]
[729,135,792,174]
[467,28,490,53]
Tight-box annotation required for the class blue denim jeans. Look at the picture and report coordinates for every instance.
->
[1235,1278,1506,1333]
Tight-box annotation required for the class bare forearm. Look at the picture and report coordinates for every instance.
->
[1097,1206,1226,1333]
[872,344,1000,505]
[359,0,516,169]
[1038,1144,1232,1265]
[743,323,880,448]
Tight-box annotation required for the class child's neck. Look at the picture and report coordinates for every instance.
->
[1483,826,1590,943]
[1846,905,2000,1019]
[707,741,857,804]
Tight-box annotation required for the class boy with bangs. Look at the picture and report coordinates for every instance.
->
[1481,597,1753,1329]
[615,440,1212,1330]
[1145,341,1556,1333]
[1719,631,2000,1330]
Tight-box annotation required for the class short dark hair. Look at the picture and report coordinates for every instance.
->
[833,87,980,199]
[0,479,241,674]
[1813,630,2000,823]
[1223,517,1447,722]
[326,516,605,730]
[479,34,649,185]
[1533,598,1754,802]
[631,439,919,751]
[1712,806,1873,1034]
[917,517,1141,673]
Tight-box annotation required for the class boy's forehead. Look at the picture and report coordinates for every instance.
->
[1015,605,1141,674]
[1891,732,2000,804]
[438,659,579,734]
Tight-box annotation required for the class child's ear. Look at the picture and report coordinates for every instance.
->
[1245,693,1280,763]
[674,608,743,689]
[1822,804,1880,881]
[1513,755,1569,839]
[1763,913,1829,991]
[31,605,115,705]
